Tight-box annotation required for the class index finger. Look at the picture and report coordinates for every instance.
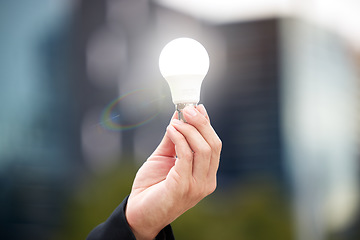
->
[183,106,221,153]
[182,106,222,182]
[196,104,210,123]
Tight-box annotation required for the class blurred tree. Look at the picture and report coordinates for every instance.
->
[52,161,136,240]
[56,169,294,240]
[173,178,294,240]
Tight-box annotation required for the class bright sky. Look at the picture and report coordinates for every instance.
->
[155,0,360,50]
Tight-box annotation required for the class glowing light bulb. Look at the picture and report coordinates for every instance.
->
[159,37,210,120]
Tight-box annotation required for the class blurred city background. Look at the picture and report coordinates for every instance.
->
[0,0,359,239]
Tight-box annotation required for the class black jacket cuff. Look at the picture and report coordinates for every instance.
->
[87,196,175,240]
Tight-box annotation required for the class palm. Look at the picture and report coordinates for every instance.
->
[132,154,176,192]
[129,132,181,210]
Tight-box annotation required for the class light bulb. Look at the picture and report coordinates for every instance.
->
[159,37,209,121]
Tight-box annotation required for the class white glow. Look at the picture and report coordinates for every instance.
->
[159,38,209,104]
[155,0,289,23]
[155,0,360,50]
[159,38,209,78]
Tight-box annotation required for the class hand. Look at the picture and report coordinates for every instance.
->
[125,104,222,240]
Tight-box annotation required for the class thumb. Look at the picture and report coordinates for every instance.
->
[151,112,178,157]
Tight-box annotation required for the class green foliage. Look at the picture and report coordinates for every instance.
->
[54,164,294,240]
[172,178,294,240]
[52,162,137,240]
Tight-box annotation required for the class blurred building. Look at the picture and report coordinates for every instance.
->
[207,19,283,186]
[0,1,81,239]
[280,19,360,240]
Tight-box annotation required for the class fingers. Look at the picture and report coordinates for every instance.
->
[170,119,211,183]
[183,107,220,152]
[166,124,193,179]
[162,105,221,193]
[152,111,179,157]
[183,106,222,178]
[196,104,210,122]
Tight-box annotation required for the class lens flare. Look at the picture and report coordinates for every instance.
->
[100,89,163,131]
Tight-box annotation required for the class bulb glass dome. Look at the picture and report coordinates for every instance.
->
[159,38,209,105]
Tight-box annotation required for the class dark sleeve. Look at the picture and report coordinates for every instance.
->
[86,196,175,240]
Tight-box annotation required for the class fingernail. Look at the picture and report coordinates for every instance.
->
[171,119,182,125]
[198,104,205,111]
[184,106,197,116]
[197,104,208,117]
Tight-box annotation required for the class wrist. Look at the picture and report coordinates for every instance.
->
[125,199,165,240]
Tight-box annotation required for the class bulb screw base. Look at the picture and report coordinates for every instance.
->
[175,103,197,122]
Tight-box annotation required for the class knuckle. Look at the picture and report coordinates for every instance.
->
[191,115,208,128]
[195,144,211,159]
[182,151,193,160]
[202,145,212,157]
[218,138,222,148]
[199,117,209,127]
[207,180,217,195]
[215,138,222,153]
[198,151,211,162]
